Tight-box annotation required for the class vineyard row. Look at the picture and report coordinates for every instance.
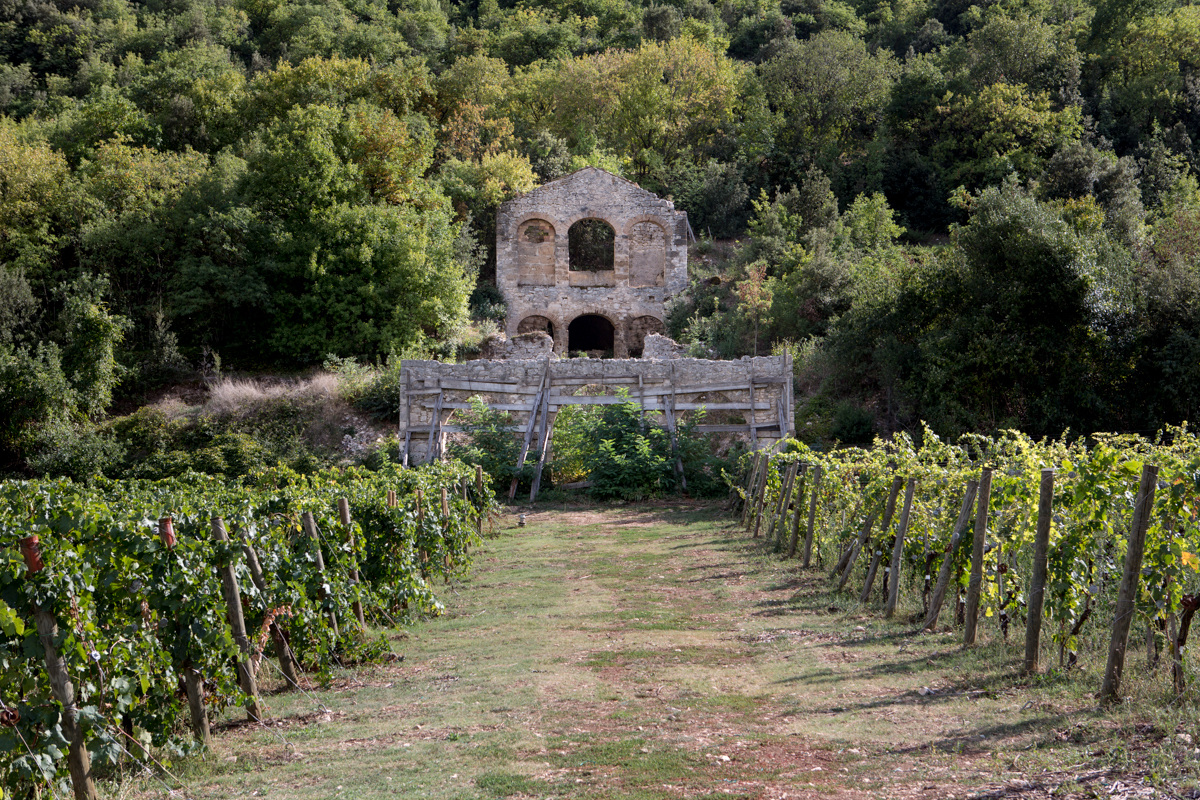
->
[0,461,496,800]
[732,427,1200,705]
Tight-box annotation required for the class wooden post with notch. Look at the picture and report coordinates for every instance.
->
[963,468,993,644]
[1100,463,1158,701]
[338,498,366,628]
[1023,469,1056,675]
[302,511,339,637]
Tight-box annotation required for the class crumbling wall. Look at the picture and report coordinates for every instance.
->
[496,167,689,358]
[400,354,793,466]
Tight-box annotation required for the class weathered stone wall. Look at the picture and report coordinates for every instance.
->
[479,331,556,361]
[496,167,689,358]
[642,333,687,360]
[400,354,793,465]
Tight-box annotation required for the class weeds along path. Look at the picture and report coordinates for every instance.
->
[172,503,1193,800]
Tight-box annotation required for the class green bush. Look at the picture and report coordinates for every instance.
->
[449,397,533,494]
[585,400,675,501]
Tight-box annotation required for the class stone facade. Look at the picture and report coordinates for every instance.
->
[496,167,689,358]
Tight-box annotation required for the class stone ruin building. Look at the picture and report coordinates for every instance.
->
[397,168,795,485]
[495,166,691,358]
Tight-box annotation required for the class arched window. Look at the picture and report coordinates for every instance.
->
[628,221,666,287]
[517,219,556,286]
[568,314,615,356]
[568,219,615,271]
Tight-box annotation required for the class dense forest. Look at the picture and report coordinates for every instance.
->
[3,0,1200,475]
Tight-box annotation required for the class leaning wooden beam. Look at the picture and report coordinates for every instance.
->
[510,359,550,501]
[424,380,444,464]
[529,411,556,502]
[747,366,759,449]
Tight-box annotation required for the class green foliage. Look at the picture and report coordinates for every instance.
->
[585,399,675,501]
[0,460,495,793]
[449,397,533,494]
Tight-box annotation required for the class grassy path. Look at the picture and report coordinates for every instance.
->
[164,502,1197,799]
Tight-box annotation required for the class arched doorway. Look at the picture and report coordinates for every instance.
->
[626,315,665,358]
[517,315,555,340]
[568,314,615,356]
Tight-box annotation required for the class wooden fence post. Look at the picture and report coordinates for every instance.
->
[786,464,809,558]
[32,606,99,800]
[802,465,823,567]
[338,498,366,628]
[302,511,339,637]
[1023,469,1056,675]
[1100,463,1159,702]
[884,477,917,618]
[859,544,884,603]
[920,479,979,632]
[963,468,994,644]
[239,536,301,689]
[154,525,213,743]
[211,516,263,721]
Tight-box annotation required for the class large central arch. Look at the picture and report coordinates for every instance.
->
[568,314,615,355]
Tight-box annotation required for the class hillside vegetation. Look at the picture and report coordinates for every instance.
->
[3,0,1200,473]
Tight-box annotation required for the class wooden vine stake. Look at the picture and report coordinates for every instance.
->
[846,477,902,594]
[338,498,366,628]
[1173,594,1199,696]
[152,524,212,744]
[475,465,485,537]
[802,465,823,567]
[786,464,809,559]
[884,477,917,618]
[963,468,994,644]
[302,511,339,637]
[1023,469,1056,675]
[751,456,771,538]
[1100,463,1159,702]
[211,516,263,721]
[441,487,451,577]
[30,597,99,800]
[920,479,979,632]
[239,534,301,689]
[768,462,799,549]
[742,453,762,528]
